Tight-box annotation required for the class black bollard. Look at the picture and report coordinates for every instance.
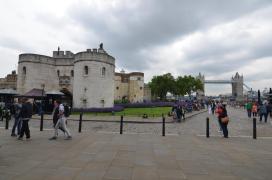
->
[253,118,257,139]
[162,115,165,136]
[206,117,209,138]
[40,112,44,131]
[5,116,9,130]
[79,112,83,133]
[120,115,123,134]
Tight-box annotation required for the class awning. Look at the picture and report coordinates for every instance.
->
[46,90,65,96]
[0,89,17,95]
[22,88,46,98]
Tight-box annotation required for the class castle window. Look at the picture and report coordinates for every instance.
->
[84,66,88,75]
[57,70,60,77]
[116,86,119,90]
[23,67,26,75]
[71,70,74,77]
[102,67,106,77]
[140,87,143,90]
[137,77,141,81]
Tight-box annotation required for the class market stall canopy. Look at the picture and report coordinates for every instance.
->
[46,90,65,96]
[0,89,17,95]
[21,88,46,98]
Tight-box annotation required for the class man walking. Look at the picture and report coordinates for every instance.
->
[246,101,252,118]
[52,100,66,134]
[18,98,32,140]
[49,100,72,140]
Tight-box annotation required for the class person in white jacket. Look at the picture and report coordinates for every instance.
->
[49,103,72,140]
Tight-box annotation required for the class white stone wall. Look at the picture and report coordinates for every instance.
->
[17,54,59,94]
[73,51,115,108]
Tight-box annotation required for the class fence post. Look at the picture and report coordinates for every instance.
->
[120,115,123,134]
[79,112,83,133]
[253,117,257,139]
[5,116,9,130]
[40,112,44,131]
[206,117,209,138]
[162,114,165,136]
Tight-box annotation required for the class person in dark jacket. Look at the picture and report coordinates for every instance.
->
[18,98,33,140]
[259,102,268,123]
[11,99,22,136]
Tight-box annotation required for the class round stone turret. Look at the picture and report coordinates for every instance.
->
[73,48,115,108]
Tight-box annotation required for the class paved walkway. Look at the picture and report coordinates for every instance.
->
[1,107,272,180]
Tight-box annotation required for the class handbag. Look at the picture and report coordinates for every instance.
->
[221,116,229,123]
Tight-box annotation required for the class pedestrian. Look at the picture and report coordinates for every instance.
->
[215,103,223,132]
[266,102,272,119]
[259,102,268,123]
[18,98,33,140]
[11,98,22,137]
[246,101,252,118]
[211,102,216,115]
[51,100,66,134]
[252,102,258,117]
[208,103,212,114]
[218,104,229,138]
[49,100,72,140]
[176,105,182,123]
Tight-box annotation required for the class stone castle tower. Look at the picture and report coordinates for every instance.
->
[17,45,115,108]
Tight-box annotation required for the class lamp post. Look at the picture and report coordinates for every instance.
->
[40,84,45,131]
[41,84,45,112]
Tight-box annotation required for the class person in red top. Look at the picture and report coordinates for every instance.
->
[252,103,258,117]
[217,104,229,138]
[215,103,223,132]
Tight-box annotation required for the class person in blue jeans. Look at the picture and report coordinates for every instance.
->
[218,104,229,138]
[11,99,22,137]
[259,102,268,123]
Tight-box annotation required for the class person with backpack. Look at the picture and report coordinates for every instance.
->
[51,100,66,135]
[49,100,72,140]
[18,98,33,140]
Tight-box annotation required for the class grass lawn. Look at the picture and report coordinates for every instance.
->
[72,107,172,117]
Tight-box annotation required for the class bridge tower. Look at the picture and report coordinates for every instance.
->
[231,72,243,98]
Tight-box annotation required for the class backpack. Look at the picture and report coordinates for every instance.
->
[64,105,70,117]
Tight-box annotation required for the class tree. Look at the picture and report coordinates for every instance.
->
[175,75,204,97]
[149,73,175,100]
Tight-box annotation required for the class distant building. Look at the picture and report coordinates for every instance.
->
[114,71,144,103]
[0,71,17,90]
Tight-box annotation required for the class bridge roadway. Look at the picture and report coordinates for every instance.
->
[204,80,233,84]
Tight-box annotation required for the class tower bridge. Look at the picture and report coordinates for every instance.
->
[197,72,245,99]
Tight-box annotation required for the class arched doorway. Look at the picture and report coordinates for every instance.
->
[60,88,73,107]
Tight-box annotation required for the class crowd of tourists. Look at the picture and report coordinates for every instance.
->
[2,98,72,141]
[245,101,272,123]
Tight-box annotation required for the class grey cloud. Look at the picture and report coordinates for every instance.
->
[0,37,32,52]
[67,0,271,71]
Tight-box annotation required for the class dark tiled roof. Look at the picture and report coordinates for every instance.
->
[23,88,46,97]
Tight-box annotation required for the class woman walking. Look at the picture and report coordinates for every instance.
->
[218,104,229,138]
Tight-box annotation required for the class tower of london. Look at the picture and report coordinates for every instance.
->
[16,44,145,108]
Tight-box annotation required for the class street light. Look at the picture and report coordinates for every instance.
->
[41,84,45,114]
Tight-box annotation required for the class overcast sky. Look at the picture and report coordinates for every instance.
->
[0,0,272,95]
